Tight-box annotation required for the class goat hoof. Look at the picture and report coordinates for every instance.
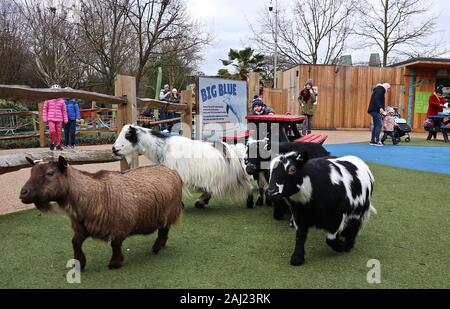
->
[152,247,161,254]
[290,255,305,266]
[256,197,264,206]
[246,201,254,209]
[108,261,123,269]
[194,201,205,209]
[152,243,165,254]
[273,209,285,220]
[326,238,346,253]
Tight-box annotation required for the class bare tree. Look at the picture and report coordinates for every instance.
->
[143,40,203,97]
[15,0,87,87]
[125,0,211,94]
[157,39,203,89]
[250,0,357,65]
[354,0,438,66]
[0,0,35,85]
[62,0,134,94]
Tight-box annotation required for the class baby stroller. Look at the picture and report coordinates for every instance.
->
[391,106,411,142]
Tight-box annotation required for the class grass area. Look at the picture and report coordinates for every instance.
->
[1,163,449,288]
[355,137,450,147]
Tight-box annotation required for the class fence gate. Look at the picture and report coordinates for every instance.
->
[0,109,17,135]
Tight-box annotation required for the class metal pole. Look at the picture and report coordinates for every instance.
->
[407,69,415,127]
[154,61,162,120]
[273,0,278,89]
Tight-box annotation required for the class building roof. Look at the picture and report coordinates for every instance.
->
[391,57,450,68]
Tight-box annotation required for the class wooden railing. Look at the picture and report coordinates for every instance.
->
[0,75,194,174]
[0,85,126,105]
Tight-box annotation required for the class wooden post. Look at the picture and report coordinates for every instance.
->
[180,90,193,139]
[247,72,260,112]
[114,75,138,171]
[38,103,45,147]
[31,112,37,134]
[91,101,97,129]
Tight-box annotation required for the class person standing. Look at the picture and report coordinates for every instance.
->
[298,79,317,135]
[159,84,171,101]
[158,84,171,130]
[426,86,448,140]
[43,84,68,151]
[368,83,391,146]
[63,98,81,148]
[165,88,181,132]
[380,107,398,145]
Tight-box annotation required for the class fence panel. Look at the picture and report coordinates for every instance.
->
[279,65,409,130]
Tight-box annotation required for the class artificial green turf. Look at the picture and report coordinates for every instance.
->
[1,163,449,288]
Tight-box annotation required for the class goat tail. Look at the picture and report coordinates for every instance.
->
[182,187,192,199]
[174,204,184,226]
[369,205,377,215]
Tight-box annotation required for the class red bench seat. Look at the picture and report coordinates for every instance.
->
[220,130,253,142]
[293,134,328,144]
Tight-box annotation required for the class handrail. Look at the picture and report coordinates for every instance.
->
[0,85,126,105]
[0,111,39,117]
[145,117,181,126]
[0,150,122,175]
[137,98,187,113]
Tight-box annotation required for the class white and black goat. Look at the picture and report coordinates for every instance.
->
[112,125,252,208]
[268,152,376,266]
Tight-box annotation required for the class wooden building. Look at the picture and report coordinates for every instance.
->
[262,58,450,132]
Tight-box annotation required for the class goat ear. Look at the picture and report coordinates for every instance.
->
[295,152,309,164]
[58,156,68,172]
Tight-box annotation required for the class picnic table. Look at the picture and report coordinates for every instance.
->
[428,115,450,142]
[245,114,305,143]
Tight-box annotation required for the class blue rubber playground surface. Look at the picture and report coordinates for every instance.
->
[324,144,450,175]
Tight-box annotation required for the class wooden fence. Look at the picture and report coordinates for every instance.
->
[0,75,193,174]
[264,64,414,130]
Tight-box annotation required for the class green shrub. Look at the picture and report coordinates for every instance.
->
[0,100,35,132]
[0,100,29,111]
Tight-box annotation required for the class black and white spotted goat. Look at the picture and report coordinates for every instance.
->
[113,125,252,208]
[268,151,376,266]
[245,139,331,218]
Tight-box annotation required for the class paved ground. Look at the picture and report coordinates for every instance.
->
[325,144,450,174]
[0,130,429,215]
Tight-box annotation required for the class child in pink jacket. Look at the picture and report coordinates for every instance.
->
[43,92,68,150]
[380,107,398,145]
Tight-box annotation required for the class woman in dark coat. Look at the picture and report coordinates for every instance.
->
[367,83,390,146]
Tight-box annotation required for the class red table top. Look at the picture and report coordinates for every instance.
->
[220,130,253,141]
[246,114,305,122]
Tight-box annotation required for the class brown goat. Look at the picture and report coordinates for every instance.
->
[20,156,183,270]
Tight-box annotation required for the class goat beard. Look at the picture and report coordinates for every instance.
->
[124,154,133,165]
[34,201,53,212]
[124,147,145,164]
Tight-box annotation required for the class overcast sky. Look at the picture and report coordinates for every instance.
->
[186,0,450,75]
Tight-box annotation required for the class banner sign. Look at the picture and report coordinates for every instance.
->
[415,91,431,114]
[198,77,247,140]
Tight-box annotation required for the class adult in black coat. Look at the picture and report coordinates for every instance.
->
[368,83,390,146]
